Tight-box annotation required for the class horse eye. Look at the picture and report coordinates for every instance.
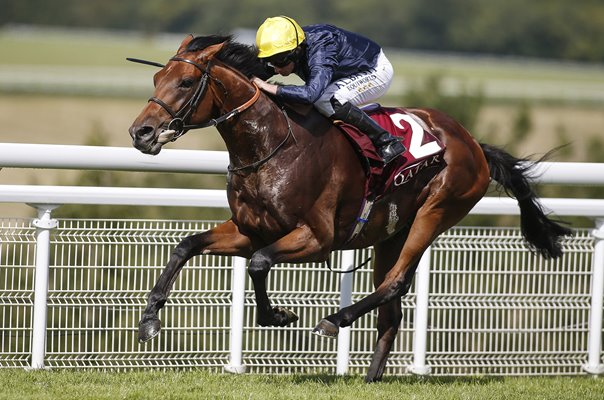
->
[179,78,195,88]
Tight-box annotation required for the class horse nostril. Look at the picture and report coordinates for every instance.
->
[133,125,155,139]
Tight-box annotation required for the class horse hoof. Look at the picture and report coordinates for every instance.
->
[138,316,161,343]
[312,319,339,338]
[274,306,299,326]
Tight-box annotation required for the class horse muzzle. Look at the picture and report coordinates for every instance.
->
[129,123,165,155]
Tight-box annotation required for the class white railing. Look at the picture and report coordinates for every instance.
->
[2,142,604,182]
[1,143,604,376]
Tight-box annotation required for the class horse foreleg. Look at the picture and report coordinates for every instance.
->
[249,224,328,327]
[138,219,253,343]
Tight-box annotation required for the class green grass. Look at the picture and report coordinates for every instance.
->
[1,370,603,400]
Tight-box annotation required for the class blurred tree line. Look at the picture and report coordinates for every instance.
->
[2,0,604,62]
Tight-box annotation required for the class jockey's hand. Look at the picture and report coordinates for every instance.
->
[252,77,278,95]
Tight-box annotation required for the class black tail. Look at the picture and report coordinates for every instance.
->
[480,143,572,259]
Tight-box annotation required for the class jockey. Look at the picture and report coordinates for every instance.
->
[252,16,406,165]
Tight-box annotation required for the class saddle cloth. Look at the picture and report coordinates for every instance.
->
[336,104,446,201]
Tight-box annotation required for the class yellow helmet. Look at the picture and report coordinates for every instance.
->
[256,16,305,58]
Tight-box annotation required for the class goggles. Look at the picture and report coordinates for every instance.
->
[267,51,294,68]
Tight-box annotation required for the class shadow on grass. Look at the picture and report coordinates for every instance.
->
[287,373,505,386]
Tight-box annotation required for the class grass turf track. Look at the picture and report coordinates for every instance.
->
[1,369,604,400]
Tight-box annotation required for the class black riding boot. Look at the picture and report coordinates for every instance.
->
[331,100,406,165]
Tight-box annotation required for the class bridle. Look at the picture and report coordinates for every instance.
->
[128,56,260,142]
[128,53,293,173]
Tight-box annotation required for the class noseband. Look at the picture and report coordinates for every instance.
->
[129,56,260,142]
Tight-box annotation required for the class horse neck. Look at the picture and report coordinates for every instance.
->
[212,72,292,169]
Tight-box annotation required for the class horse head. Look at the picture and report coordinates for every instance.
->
[129,35,260,155]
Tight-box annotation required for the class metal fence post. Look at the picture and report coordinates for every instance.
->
[336,250,356,375]
[408,247,432,375]
[224,256,247,374]
[29,204,58,370]
[584,218,604,375]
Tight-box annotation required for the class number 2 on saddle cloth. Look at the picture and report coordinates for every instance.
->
[335,104,447,241]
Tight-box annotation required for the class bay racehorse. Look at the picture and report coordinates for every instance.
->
[128,35,570,382]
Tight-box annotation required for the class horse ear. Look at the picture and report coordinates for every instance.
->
[177,34,195,53]
[200,42,226,60]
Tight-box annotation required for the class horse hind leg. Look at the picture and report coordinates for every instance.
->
[367,266,421,382]
[353,230,405,382]
[314,183,478,349]
[365,298,403,382]
[138,220,253,343]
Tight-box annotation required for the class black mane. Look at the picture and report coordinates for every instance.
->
[185,35,272,80]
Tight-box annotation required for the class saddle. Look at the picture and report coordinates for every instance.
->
[335,104,447,241]
[337,104,446,197]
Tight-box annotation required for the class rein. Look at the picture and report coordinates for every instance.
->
[325,256,372,274]
[227,108,295,174]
